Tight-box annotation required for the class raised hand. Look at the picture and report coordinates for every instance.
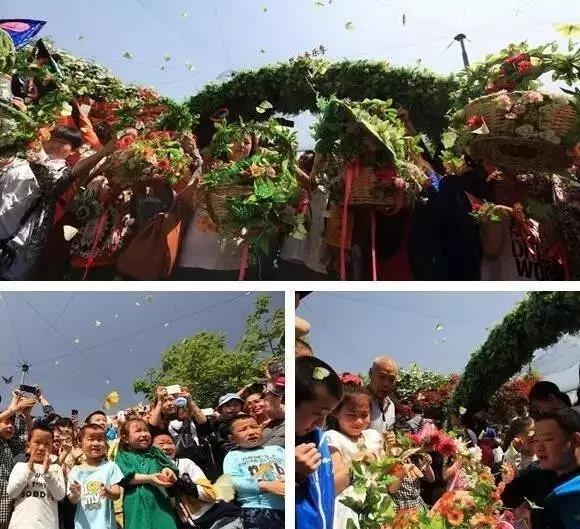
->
[42,451,50,474]
[70,480,82,502]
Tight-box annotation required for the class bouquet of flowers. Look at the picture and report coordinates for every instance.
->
[102,131,193,189]
[202,118,302,257]
[313,97,426,206]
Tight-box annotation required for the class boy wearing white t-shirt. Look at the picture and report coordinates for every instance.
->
[7,425,66,529]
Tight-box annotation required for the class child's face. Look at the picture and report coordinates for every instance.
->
[219,401,242,420]
[533,419,576,472]
[0,417,15,440]
[81,429,106,459]
[336,395,371,438]
[152,434,176,458]
[518,424,536,457]
[296,387,340,437]
[126,421,151,450]
[229,417,263,448]
[28,430,53,463]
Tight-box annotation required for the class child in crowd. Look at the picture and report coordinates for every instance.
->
[223,415,285,529]
[326,374,384,529]
[502,416,536,474]
[0,391,37,529]
[152,433,242,529]
[67,424,123,529]
[115,418,179,529]
[295,356,343,529]
[503,408,580,529]
[7,425,66,529]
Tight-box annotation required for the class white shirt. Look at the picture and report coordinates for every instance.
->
[369,396,396,434]
[0,158,40,280]
[174,457,215,521]
[7,462,66,529]
[178,201,241,270]
[169,419,199,444]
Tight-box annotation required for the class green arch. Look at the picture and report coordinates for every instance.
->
[188,58,459,144]
[449,291,580,413]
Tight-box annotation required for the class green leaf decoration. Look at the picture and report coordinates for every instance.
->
[181,12,188,18]
[163,55,171,62]
[262,5,268,12]
[435,323,444,331]
[185,61,195,72]
[313,367,330,380]
[345,21,354,30]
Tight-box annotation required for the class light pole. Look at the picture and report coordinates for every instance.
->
[454,34,470,68]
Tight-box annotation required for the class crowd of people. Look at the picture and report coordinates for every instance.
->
[0,372,285,529]
[2,40,580,282]
[295,343,580,529]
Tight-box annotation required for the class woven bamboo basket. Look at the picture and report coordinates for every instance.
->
[465,92,576,137]
[207,185,253,225]
[469,136,571,171]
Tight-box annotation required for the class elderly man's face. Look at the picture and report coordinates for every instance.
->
[369,359,398,400]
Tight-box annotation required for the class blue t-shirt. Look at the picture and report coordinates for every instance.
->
[222,445,285,511]
[67,461,124,529]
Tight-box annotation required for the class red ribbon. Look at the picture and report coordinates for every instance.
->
[238,241,249,281]
[371,210,377,281]
[83,211,108,280]
[340,161,358,280]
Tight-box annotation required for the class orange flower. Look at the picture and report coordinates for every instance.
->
[447,509,464,527]
[392,509,419,529]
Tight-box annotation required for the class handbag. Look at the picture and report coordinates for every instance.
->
[116,183,198,280]
[0,196,42,270]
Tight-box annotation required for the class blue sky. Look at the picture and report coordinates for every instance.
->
[0,291,283,418]
[297,292,580,395]
[3,0,577,100]
[3,0,577,147]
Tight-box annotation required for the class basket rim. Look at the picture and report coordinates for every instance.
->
[465,90,573,108]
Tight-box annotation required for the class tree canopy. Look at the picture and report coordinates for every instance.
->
[132,294,284,408]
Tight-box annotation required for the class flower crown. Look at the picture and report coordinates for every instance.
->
[339,372,363,386]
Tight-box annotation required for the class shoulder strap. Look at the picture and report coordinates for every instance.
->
[3,196,43,242]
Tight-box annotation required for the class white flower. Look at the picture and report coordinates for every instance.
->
[539,129,561,144]
[496,94,512,110]
[522,91,544,104]
[515,124,537,138]
[468,446,482,462]
[551,94,570,106]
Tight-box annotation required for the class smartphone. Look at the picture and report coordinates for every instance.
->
[117,411,126,422]
[166,385,181,395]
[71,409,79,418]
[19,384,38,395]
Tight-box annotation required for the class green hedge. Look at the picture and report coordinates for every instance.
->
[449,292,580,413]
[188,57,459,145]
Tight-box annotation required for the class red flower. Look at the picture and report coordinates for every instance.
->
[467,115,484,129]
[297,194,309,215]
[147,131,173,141]
[517,60,534,74]
[115,134,136,150]
[156,159,170,171]
[505,52,530,65]
[339,372,363,386]
[472,202,483,213]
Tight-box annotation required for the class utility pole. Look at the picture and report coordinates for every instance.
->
[19,362,29,386]
[454,34,470,68]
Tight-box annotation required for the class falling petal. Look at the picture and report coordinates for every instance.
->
[163,323,169,328]
[74,338,80,344]
[434,339,440,345]
[63,225,78,241]
[164,55,171,62]
[553,23,580,37]
[185,61,195,72]
[122,51,134,60]
[459,406,467,415]
[55,360,60,366]
[261,5,268,12]
[95,320,102,327]
[145,295,154,303]
[256,101,273,114]
[103,390,120,410]
[259,49,266,54]
[345,21,354,30]
[435,323,444,331]
[442,337,447,343]
[181,12,188,18]
[114,314,119,319]
[135,302,141,307]
[314,0,325,6]
[105,379,110,384]
[77,35,86,41]
[402,14,406,26]
[129,348,133,352]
